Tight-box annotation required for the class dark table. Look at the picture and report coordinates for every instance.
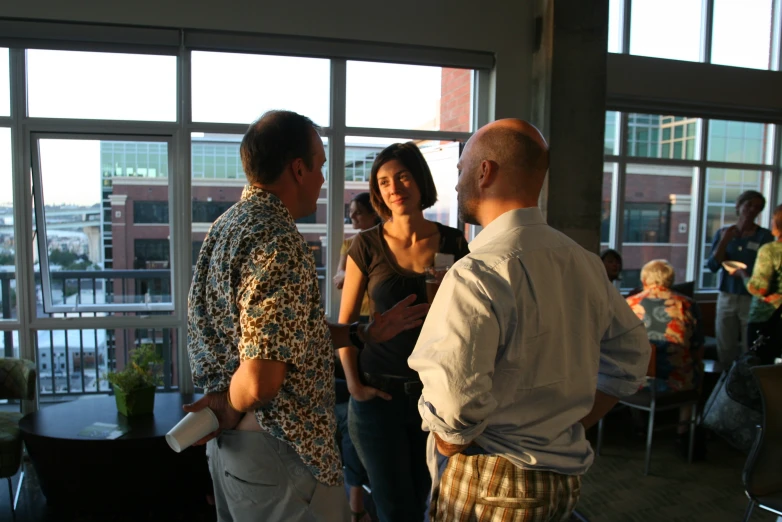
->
[19,393,212,513]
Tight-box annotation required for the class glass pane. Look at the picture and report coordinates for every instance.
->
[34,327,179,395]
[712,0,773,69]
[608,0,623,53]
[27,50,176,121]
[0,128,14,321]
[0,48,8,117]
[35,138,172,315]
[191,52,330,125]
[707,119,771,164]
[700,168,772,289]
[626,113,700,160]
[0,330,18,358]
[347,62,473,131]
[630,0,703,62]
[190,133,330,310]
[621,163,697,290]
[605,112,620,155]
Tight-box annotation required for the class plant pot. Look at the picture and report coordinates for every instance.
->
[113,385,156,417]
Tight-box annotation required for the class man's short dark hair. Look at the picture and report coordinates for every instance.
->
[369,142,437,220]
[240,110,320,185]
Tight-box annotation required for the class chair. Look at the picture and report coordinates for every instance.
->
[596,343,700,475]
[0,358,37,518]
[741,364,782,521]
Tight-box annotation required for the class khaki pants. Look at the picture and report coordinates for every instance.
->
[716,292,752,364]
[207,430,349,522]
[431,453,581,522]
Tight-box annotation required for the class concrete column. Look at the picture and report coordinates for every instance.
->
[532,0,608,253]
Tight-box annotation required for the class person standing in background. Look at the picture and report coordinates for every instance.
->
[707,190,773,365]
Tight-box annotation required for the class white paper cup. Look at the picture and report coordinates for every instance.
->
[722,260,747,275]
[165,407,219,453]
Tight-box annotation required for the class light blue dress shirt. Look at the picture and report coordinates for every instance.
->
[408,207,650,475]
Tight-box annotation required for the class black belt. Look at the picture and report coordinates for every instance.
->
[362,372,422,396]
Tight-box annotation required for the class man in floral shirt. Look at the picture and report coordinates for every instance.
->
[186,110,427,522]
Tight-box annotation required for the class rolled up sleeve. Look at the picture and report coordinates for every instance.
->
[598,286,651,398]
[408,266,500,446]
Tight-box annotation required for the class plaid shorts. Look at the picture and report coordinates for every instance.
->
[431,453,581,522]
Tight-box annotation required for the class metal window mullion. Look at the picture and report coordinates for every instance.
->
[173,41,193,394]
[327,59,347,321]
[474,69,491,131]
[621,0,632,54]
[21,118,178,134]
[701,0,715,64]
[693,120,710,287]
[344,127,472,143]
[611,113,629,252]
[11,50,39,384]
[773,124,782,206]
[772,0,782,71]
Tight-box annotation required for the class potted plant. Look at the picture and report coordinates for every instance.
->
[106,343,163,417]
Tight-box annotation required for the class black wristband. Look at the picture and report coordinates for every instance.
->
[349,321,364,350]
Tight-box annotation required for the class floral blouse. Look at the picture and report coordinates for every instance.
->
[626,286,704,392]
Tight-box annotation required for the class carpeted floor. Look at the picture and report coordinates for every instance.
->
[579,415,777,522]
[0,407,777,522]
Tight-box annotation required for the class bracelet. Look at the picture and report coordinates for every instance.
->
[349,321,365,350]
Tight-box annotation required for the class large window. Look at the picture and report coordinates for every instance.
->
[0,48,8,117]
[604,111,776,291]
[26,50,176,121]
[347,62,472,132]
[611,0,781,71]
[6,40,482,400]
[33,137,173,313]
[191,52,330,125]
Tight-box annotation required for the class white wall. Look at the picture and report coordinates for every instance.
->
[0,0,535,121]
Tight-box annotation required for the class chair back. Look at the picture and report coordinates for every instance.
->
[646,343,657,377]
[0,358,37,403]
[743,364,782,497]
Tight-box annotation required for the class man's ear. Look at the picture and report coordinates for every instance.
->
[477,159,498,190]
[290,158,305,185]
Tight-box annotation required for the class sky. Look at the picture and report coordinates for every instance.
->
[0,4,778,206]
[1,49,444,206]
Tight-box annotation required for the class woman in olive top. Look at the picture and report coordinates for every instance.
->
[740,203,782,365]
[338,142,469,522]
[707,190,773,364]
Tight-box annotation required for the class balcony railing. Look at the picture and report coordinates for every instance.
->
[0,267,327,396]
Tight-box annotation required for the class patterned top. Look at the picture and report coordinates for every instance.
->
[746,240,782,323]
[187,186,341,486]
[626,286,704,392]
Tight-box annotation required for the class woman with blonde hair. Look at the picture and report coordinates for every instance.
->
[625,259,705,457]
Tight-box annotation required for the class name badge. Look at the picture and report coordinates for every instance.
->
[747,241,760,251]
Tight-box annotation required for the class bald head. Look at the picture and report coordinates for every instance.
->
[469,119,549,201]
[456,119,549,226]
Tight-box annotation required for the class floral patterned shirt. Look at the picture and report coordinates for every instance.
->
[626,286,704,392]
[746,240,782,324]
[187,186,341,486]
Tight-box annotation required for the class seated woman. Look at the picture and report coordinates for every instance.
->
[625,259,705,455]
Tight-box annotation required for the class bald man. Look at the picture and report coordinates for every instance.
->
[408,119,650,521]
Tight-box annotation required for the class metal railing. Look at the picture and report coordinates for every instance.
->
[0,267,327,396]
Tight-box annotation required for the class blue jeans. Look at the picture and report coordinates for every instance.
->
[348,394,431,522]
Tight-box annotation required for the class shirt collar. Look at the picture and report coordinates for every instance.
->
[241,185,294,220]
[469,207,546,252]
